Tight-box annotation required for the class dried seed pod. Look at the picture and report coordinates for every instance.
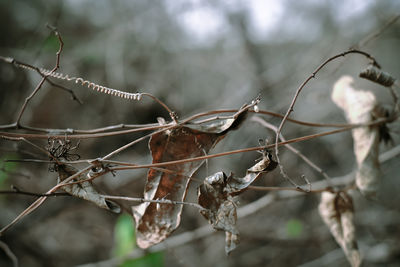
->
[359,65,396,87]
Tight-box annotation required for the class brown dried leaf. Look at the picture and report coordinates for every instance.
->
[58,164,121,213]
[332,76,381,196]
[227,151,277,195]
[318,191,361,267]
[197,152,276,254]
[198,172,239,254]
[132,104,251,249]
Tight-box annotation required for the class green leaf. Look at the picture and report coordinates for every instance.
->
[286,218,303,238]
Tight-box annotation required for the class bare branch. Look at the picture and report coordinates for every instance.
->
[0,241,18,267]
[101,195,205,210]
[252,116,332,183]
[274,49,381,190]
[14,26,64,126]
[355,13,400,48]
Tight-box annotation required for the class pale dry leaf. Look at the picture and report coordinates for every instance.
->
[318,191,361,267]
[132,104,250,249]
[58,164,121,213]
[332,76,381,196]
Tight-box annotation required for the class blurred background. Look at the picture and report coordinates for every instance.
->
[0,0,400,266]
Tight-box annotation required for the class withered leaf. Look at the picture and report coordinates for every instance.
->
[332,76,381,196]
[58,164,121,213]
[319,191,361,267]
[227,151,277,195]
[198,172,239,254]
[132,103,251,249]
[197,152,276,254]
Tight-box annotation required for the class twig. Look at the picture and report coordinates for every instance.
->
[0,56,178,123]
[247,185,328,193]
[0,185,69,197]
[0,136,61,165]
[274,49,380,190]
[0,241,18,267]
[0,106,358,138]
[106,125,356,171]
[14,26,64,126]
[0,165,92,236]
[252,116,332,183]
[0,56,82,106]
[379,144,400,162]
[0,124,169,140]
[101,195,205,210]
[355,14,400,48]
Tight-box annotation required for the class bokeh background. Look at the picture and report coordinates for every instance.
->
[1,0,400,266]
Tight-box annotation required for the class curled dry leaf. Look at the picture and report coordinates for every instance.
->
[132,103,252,249]
[227,151,277,195]
[58,164,121,213]
[318,191,361,267]
[197,151,277,254]
[198,172,239,254]
[332,76,381,196]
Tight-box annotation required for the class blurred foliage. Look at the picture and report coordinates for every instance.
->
[285,218,304,238]
[114,214,163,267]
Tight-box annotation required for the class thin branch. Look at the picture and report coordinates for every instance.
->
[0,107,357,137]
[355,13,400,48]
[0,124,169,140]
[0,165,92,236]
[274,49,380,189]
[106,126,356,171]
[0,56,179,123]
[0,241,18,267]
[101,195,205,210]
[0,188,69,197]
[0,136,61,165]
[379,144,400,163]
[247,185,329,193]
[14,26,64,126]
[252,116,332,183]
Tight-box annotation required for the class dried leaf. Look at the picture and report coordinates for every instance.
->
[332,76,381,196]
[132,104,251,249]
[227,151,277,195]
[318,191,361,267]
[58,164,121,213]
[197,152,276,253]
[198,172,239,254]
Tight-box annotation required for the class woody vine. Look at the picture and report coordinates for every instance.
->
[0,26,399,267]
